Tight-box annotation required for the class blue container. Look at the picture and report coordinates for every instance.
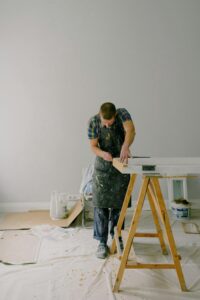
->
[171,201,191,219]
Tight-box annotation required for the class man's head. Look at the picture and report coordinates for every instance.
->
[100,102,116,127]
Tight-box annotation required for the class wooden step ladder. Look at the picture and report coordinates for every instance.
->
[110,174,187,293]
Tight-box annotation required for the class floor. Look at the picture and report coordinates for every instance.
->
[0,209,200,300]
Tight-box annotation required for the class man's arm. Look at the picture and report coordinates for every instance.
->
[90,138,113,161]
[120,120,136,163]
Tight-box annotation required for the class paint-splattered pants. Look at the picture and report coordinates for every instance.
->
[93,207,124,244]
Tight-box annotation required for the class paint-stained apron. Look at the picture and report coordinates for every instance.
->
[92,118,130,209]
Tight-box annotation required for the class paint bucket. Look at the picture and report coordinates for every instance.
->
[171,198,191,220]
[50,191,67,220]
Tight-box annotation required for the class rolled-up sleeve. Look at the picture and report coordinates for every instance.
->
[88,117,98,139]
[118,108,132,122]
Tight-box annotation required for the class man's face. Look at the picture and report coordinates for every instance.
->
[100,114,115,128]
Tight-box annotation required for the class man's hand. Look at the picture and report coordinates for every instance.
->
[90,139,113,161]
[120,145,131,164]
[102,151,113,161]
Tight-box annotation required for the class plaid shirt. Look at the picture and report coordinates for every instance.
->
[88,108,132,139]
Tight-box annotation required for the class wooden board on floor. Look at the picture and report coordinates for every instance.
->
[0,199,83,230]
[0,230,41,264]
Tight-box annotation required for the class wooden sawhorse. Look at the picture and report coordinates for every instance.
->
[110,174,187,292]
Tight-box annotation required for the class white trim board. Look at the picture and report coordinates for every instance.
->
[0,202,49,213]
[113,157,200,175]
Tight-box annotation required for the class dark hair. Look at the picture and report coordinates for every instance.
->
[100,102,116,120]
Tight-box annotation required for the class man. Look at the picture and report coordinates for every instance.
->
[88,102,136,259]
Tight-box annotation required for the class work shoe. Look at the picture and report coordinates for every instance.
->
[119,236,124,251]
[96,242,109,259]
[110,235,124,250]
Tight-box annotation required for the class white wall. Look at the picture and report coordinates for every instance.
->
[0,0,200,207]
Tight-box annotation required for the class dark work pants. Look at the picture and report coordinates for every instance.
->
[93,207,124,244]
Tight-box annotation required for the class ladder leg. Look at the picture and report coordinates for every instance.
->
[151,177,187,291]
[110,174,137,254]
[113,177,149,292]
[147,186,168,255]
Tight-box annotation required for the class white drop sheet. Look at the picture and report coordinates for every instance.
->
[0,214,200,300]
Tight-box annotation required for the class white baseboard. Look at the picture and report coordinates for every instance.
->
[0,199,200,213]
[0,202,50,213]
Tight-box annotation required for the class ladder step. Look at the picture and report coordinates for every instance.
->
[126,263,176,269]
[134,232,159,237]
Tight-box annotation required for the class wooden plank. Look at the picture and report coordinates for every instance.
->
[0,199,83,230]
[112,158,128,173]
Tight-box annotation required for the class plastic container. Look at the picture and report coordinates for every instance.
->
[50,191,67,220]
[171,198,191,220]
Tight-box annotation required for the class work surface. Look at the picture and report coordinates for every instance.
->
[113,157,200,176]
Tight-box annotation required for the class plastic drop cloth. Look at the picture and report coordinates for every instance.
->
[1,212,200,300]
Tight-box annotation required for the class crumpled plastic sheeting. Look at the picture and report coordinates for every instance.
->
[30,224,77,240]
[1,220,200,299]
[79,164,94,196]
